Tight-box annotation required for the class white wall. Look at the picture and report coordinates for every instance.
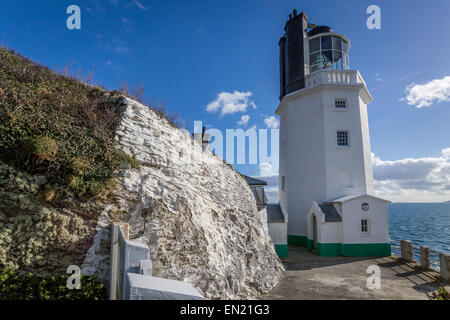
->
[340,196,389,244]
[278,76,373,238]
[268,222,288,245]
[322,87,373,200]
[279,91,327,237]
[319,221,341,243]
[306,202,341,244]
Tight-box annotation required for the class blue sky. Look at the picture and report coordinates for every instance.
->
[1,0,450,202]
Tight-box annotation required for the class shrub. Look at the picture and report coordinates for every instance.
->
[0,267,107,300]
[0,47,125,199]
[431,287,449,300]
[24,136,58,161]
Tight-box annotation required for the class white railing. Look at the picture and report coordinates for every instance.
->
[390,238,450,281]
[305,70,365,89]
[108,223,204,300]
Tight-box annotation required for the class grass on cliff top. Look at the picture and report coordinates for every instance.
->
[0,47,176,200]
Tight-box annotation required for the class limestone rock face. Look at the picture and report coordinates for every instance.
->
[82,97,284,299]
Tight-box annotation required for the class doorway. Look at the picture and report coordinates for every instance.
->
[312,215,317,249]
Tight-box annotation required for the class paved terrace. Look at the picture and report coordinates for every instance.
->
[264,246,449,300]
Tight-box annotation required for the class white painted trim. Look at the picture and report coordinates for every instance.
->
[328,193,391,204]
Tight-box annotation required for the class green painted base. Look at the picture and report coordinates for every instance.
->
[306,238,314,251]
[317,243,341,256]
[274,244,288,258]
[306,242,392,257]
[341,243,391,257]
[287,235,307,247]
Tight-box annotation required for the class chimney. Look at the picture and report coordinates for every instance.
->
[278,10,309,100]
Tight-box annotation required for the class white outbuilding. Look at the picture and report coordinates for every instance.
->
[306,194,391,256]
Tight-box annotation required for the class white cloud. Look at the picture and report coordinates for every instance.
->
[372,149,450,202]
[255,162,279,203]
[113,46,129,55]
[403,76,450,108]
[264,116,279,129]
[237,115,250,126]
[206,91,256,116]
[132,0,147,10]
[259,162,278,177]
[376,73,383,82]
[255,149,450,204]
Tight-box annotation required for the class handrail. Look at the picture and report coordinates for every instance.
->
[389,238,444,271]
[304,69,363,89]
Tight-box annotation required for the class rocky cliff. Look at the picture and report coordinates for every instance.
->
[0,47,283,299]
[81,97,284,299]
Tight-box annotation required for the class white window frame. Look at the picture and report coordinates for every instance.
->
[335,99,348,110]
[361,219,370,233]
[337,130,350,147]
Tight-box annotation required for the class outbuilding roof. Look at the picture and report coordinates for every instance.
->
[266,204,285,223]
[328,193,391,204]
[318,204,342,222]
[242,174,267,186]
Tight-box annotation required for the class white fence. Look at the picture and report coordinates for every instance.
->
[305,70,365,89]
[391,238,450,281]
[108,223,204,300]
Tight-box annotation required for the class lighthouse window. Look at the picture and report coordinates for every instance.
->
[281,176,286,191]
[321,36,332,50]
[335,99,347,109]
[337,131,349,146]
[342,40,348,52]
[309,35,349,72]
[361,219,369,233]
[309,37,320,52]
[333,50,343,70]
[332,36,342,51]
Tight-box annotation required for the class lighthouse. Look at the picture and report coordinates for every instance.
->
[276,11,391,257]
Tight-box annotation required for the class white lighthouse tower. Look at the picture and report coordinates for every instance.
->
[276,11,391,257]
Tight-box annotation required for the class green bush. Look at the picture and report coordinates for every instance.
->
[0,47,126,199]
[431,287,449,300]
[0,267,107,300]
[24,136,58,161]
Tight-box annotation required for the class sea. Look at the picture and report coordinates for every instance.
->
[389,202,450,270]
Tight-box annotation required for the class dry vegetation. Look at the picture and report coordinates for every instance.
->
[0,47,178,281]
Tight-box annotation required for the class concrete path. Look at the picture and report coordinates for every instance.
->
[264,246,449,300]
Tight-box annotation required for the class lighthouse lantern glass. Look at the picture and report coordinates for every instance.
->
[309,34,349,73]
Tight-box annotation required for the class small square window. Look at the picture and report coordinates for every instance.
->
[335,99,347,109]
[337,131,349,146]
[361,219,369,233]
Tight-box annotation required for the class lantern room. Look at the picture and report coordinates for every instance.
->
[307,26,350,73]
[278,10,352,100]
